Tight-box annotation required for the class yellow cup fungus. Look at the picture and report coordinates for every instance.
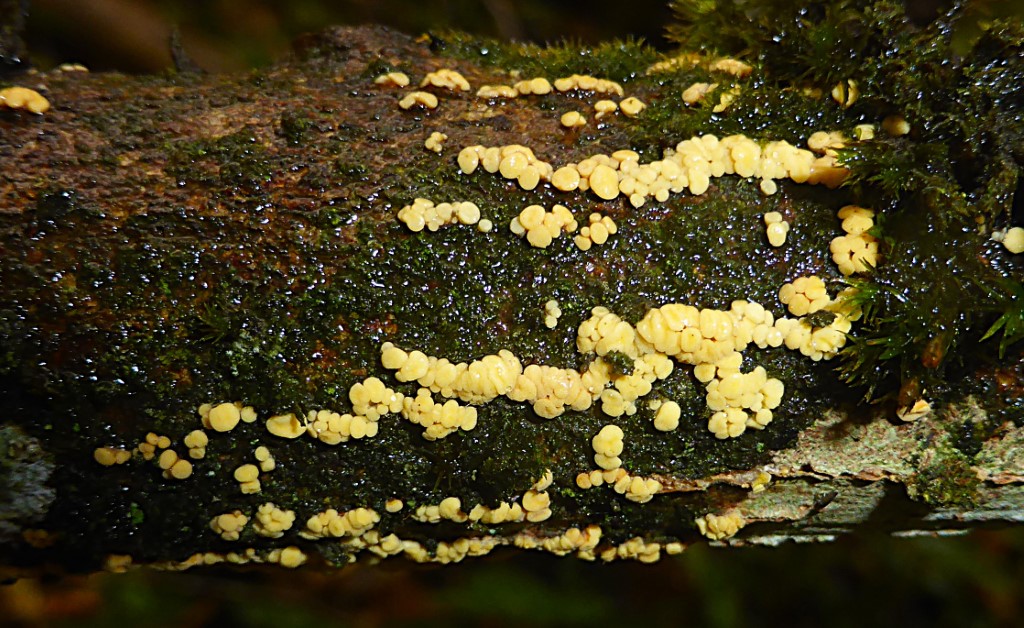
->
[653,400,681,431]
[254,445,275,472]
[265,413,305,439]
[157,449,193,480]
[830,205,879,275]
[573,213,618,251]
[682,82,717,105]
[399,91,439,110]
[593,99,618,118]
[995,226,1024,254]
[831,79,859,108]
[619,97,646,117]
[764,211,790,247]
[543,299,562,329]
[513,77,552,95]
[552,74,623,95]
[882,114,911,136]
[510,204,578,248]
[269,546,307,568]
[253,502,296,538]
[373,72,410,87]
[421,68,471,92]
[560,110,586,128]
[398,198,482,232]
[476,84,518,98]
[696,510,746,541]
[0,87,50,114]
[778,276,830,317]
[93,447,131,466]
[424,131,448,154]
[183,429,208,459]
[592,424,624,470]
[210,510,249,541]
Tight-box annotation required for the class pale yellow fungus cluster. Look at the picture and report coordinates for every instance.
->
[552,74,624,95]
[994,227,1024,254]
[253,502,295,538]
[704,365,782,438]
[573,212,618,251]
[534,525,602,557]
[421,68,470,91]
[401,388,478,439]
[897,398,932,422]
[543,299,562,329]
[560,110,586,128]
[510,204,578,248]
[265,413,305,439]
[831,79,859,108]
[594,99,618,118]
[374,71,410,87]
[199,402,256,432]
[778,276,830,316]
[381,342,521,405]
[385,498,404,513]
[750,470,772,493]
[268,546,307,568]
[157,449,193,480]
[830,205,879,275]
[764,211,790,247]
[475,84,518,98]
[210,510,249,541]
[512,77,553,95]
[307,408,380,443]
[521,486,552,521]
[882,114,911,136]
[0,86,50,114]
[696,510,746,541]
[591,424,624,470]
[709,57,753,77]
[654,400,681,431]
[398,91,439,110]
[619,97,646,117]
[398,198,482,232]
[415,496,468,523]
[424,131,447,153]
[183,429,208,459]
[93,447,131,466]
[682,81,717,105]
[575,467,662,503]
[137,432,170,460]
[254,445,275,472]
[457,143,553,191]
[547,134,846,209]
[807,130,847,155]
[301,507,380,539]
[233,463,261,494]
[602,537,663,563]
[58,63,89,72]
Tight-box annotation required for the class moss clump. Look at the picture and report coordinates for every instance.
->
[908,448,980,509]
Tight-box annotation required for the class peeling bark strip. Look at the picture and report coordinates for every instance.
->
[1,12,1023,573]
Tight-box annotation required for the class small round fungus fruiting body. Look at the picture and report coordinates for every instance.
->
[275,546,307,568]
[696,511,746,541]
[0,87,50,114]
[210,510,249,541]
[266,413,305,439]
[385,499,404,513]
[619,97,646,117]
[654,401,681,431]
[208,402,241,432]
[1002,227,1024,254]
[560,111,586,128]
[594,99,618,117]
[589,164,620,200]
[882,114,910,136]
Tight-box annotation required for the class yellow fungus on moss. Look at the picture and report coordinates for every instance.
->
[253,502,296,538]
[208,402,241,432]
[682,82,717,105]
[266,413,305,439]
[882,114,911,136]
[593,99,618,118]
[619,97,646,117]
[1000,227,1024,254]
[385,498,404,513]
[592,424,624,470]
[0,86,50,114]
[476,84,518,98]
[272,546,307,568]
[589,164,619,200]
[93,447,131,466]
[653,401,681,431]
[210,510,249,541]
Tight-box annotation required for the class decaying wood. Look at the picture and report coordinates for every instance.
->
[1,24,1023,575]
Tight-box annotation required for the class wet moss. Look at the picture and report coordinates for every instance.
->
[907,448,980,509]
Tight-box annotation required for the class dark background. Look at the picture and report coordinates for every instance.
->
[8,1,1024,626]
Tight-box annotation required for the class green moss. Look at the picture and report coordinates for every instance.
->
[908,448,980,509]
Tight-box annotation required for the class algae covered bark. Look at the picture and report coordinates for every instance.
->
[0,2,1022,572]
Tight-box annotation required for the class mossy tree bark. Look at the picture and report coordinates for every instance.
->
[1,22,1023,574]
